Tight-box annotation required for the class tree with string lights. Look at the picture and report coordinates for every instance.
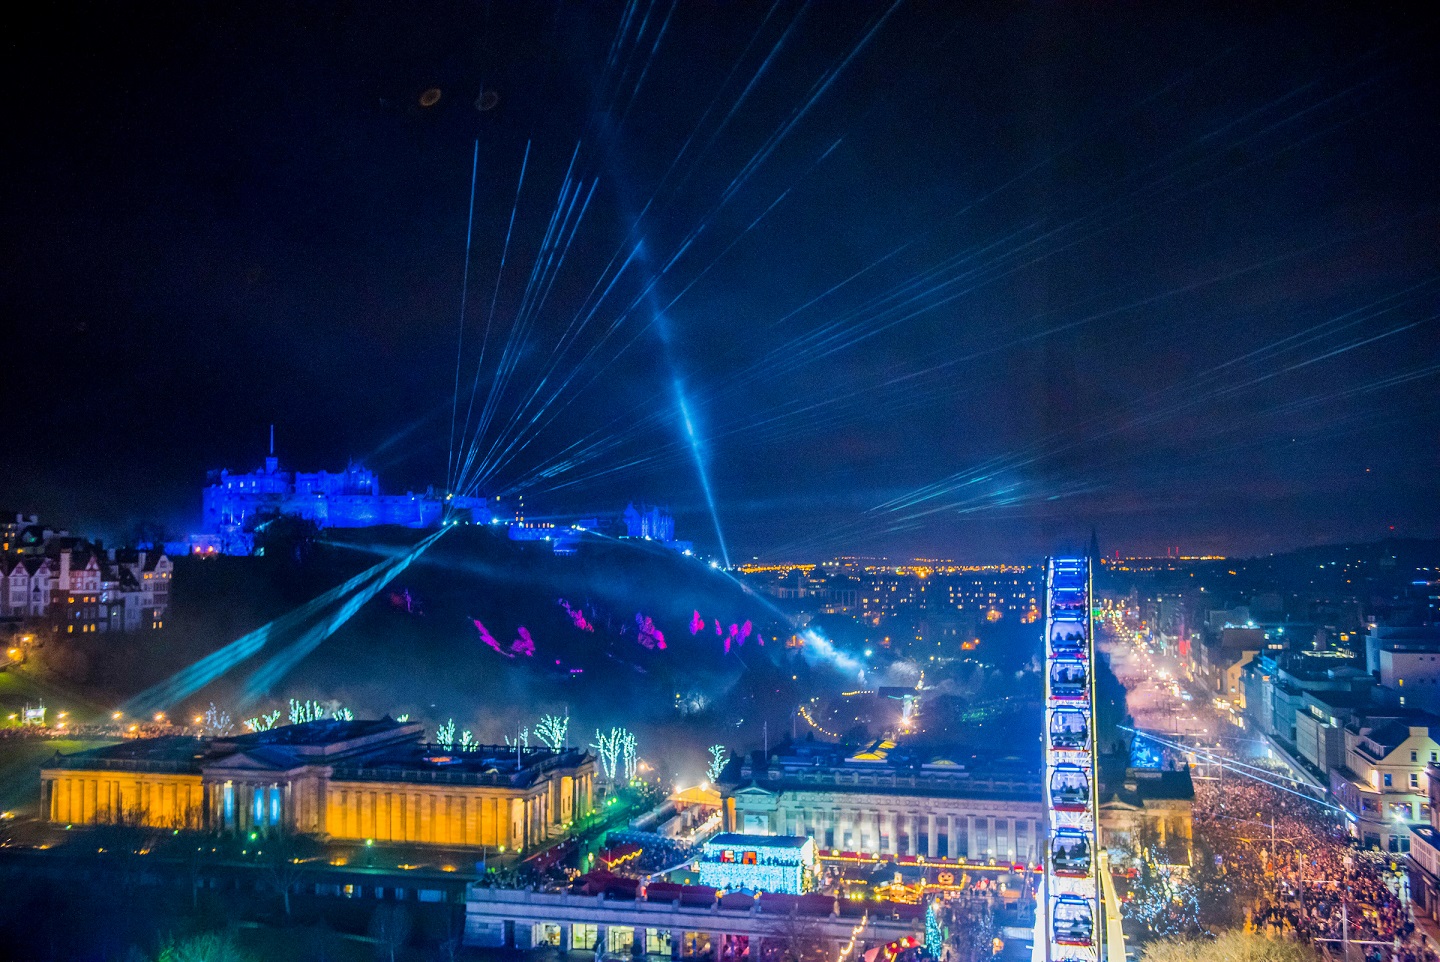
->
[535,713,569,750]
[706,745,728,783]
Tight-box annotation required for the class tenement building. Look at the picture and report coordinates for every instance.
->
[40,718,597,851]
[720,739,1046,865]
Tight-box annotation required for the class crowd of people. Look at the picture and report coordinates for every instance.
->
[1196,764,1433,957]
[603,829,703,874]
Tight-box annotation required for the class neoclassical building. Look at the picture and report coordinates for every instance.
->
[40,718,597,851]
[721,739,1046,865]
[1096,767,1194,862]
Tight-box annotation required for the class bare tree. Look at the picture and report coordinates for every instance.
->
[435,906,466,962]
[769,914,829,962]
[260,828,315,918]
[368,903,413,962]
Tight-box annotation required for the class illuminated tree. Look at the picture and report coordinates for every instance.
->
[1125,842,1202,938]
[505,726,530,750]
[287,699,325,724]
[155,931,257,962]
[925,897,944,955]
[332,706,354,721]
[706,744,729,784]
[436,718,456,750]
[396,713,410,722]
[243,710,281,732]
[203,702,234,736]
[535,713,569,750]
[592,728,622,780]
[620,729,639,781]
[460,729,477,752]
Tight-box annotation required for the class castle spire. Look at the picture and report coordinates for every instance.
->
[269,423,274,456]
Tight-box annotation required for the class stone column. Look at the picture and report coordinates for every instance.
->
[947,814,957,858]
[966,815,976,859]
[927,813,938,858]
[559,924,572,953]
[671,929,684,960]
[634,927,647,957]
[909,814,920,855]
[986,816,996,859]
[596,925,609,955]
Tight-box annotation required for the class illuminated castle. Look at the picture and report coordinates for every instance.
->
[194,430,461,554]
[623,502,674,541]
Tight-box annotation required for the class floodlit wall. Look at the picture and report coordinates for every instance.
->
[41,770,204,829]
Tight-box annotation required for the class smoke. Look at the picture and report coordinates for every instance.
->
[794,625,863,680]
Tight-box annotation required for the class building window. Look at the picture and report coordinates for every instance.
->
[1412,773,1421,790]
[1384,774,1393,787]
[1413,751,1420,763]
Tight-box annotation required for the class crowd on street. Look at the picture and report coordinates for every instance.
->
[1197,764,1433,958]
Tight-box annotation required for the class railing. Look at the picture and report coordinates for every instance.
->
[333,766,529,787]
[741,769,1038,798]
[464,887,921,928]
[46,758,199,775]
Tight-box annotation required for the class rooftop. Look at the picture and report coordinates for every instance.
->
[1111,767,1194,806]
[706,834,813,850]
[45,719,594,784]
[730,740,1041,802]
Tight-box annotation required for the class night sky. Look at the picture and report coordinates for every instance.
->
[3,2,1438,561]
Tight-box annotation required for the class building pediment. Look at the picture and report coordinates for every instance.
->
[202,751,302,774]
[731,784,778,800]
[1098,795,1143,813]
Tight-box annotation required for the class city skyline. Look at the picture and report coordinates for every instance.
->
[4,5,1440,959]
[4,5,1438,560]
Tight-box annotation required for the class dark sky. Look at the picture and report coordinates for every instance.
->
[3,1,1438,561]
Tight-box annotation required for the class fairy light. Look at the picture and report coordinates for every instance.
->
[798,706,841,739]
[837,912,869,961]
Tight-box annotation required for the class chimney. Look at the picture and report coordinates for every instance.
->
[58,550,71,591]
